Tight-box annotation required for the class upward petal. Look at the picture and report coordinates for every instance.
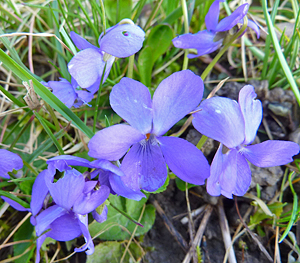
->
[238,85,262,145]
[158,136,210,185]
[242,140,300,167]
[99,24,145,58]
[47,155,94,172]
[46,169,85,210]
[216,3,249,32]
[205,0,223,32]
[192,97,245,148]
[0,149,23,179]
[110,78,153,134]
[121,141,167,192]
[70,31,96,50]
[152,70,204,136]
[88,124,145,161]
[68,48,105,89]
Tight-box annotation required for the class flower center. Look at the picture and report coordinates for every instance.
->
[146,133,151,140]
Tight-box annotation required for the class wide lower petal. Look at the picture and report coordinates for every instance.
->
[70,31,96,50]
[47,212,82,241]
[216,3,249,32]
[121,140,167,192]
[46,169,85,210]
[0,149,23,179]
[241,140,300,167]
[110,78,152,134]
[192,96,245,148]
[73,185,110,215]
[238,85,262,144]
[99,24,145,58]
[88,124,145,161]
[68,48,105,89]
[152,70,204,136]
[207,145,239,199]
[109,173,146,201]
[158,136,210,185]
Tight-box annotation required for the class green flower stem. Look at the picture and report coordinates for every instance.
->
[109,201,144,227]
[181,0,189,70]
[127,55,135,79]
[93,63,107,134]
[99,0,106,34]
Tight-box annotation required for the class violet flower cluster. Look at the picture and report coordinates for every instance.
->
[172,0,260,57]
[43,21,145,108]
[1,6,299,263]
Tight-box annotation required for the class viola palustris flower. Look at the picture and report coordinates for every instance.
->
[172,0,260,58]
[68,21,145,89]
[88,70,210,195]
[0,149,23,179]
[192,85,300,198]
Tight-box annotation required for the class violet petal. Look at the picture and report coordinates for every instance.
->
[88,124,145,161]
[242,140,300,167]
[99,24,145,58]
[152,70,204,136]
[238,85,262,145]
[0,149,23,179]
[158,136,210,185]
[192,96,245,148]
[110,77,153,134]
[121,141,167,192]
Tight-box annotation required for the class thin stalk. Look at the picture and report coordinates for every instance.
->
[127,55,135,78]
[99,0,106,34]
[93,63,107,133]
[181,0,189,70]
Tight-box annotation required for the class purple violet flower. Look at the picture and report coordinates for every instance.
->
[42,77,98,108]
[88,70,210,194]
[192,85,300,198]
[68,22,145,89]
[0,149,23,179]
[172,0,260,58]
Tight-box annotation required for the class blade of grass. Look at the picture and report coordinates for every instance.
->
[279,172,298,243]
[0,49,94,138]
[262,0,300,106]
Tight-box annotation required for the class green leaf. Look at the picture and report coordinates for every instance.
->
[86,241,143,263]
[13,218,34,263]
[104,0,132,24]
[138,24,173,86]
[89,195,155,240]
[175,177,196,191]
